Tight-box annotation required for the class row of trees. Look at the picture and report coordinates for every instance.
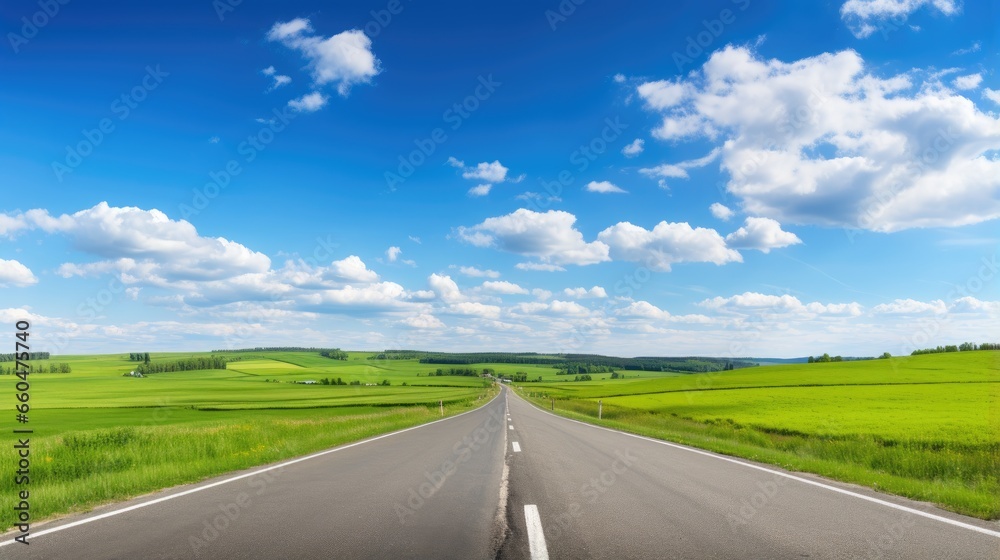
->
[134,357,229,375]
[809,353,847,363]
[433,367,492,377]
[0,352,50,362]
[911,342,999,355]
[314,378,367,386]
[556,364,615,375]
[418,352,757,373]
[128,352,151,363]
[0,363,71,374]
[370,350,426,360]
[420,352,559,365]
[212,346,342,353]
[319,349,349,360]
[562,355,756,372]
[807,353,888,363]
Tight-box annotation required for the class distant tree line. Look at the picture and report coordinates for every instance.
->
[566,355,755,373]
[369,350,427,360]
[572,374,593,381]
[433,367,491,377]
[419,352,560,365]
[311,378,389,386]
[418,352,755,372]
[135,357,229,375]
[128,352,151,363]
[808,353,844,363]
[211,347,345,353]
[556,364,615,375]
[0,352,50,361]
[0,362,71,374]
[911,342,998,355]
[319,349,349,360]
[807,353,885,363]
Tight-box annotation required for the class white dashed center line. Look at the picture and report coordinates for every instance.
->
[512,442,521,452]
[524,504,549,560]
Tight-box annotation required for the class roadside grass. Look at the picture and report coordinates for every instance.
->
[515,351,1000,520]
[0,349,505,531]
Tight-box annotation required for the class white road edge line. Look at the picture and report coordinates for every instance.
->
[512,442,522,452]
[524,504,550,560]
[0,388,506,547]
[511,389,1000,540]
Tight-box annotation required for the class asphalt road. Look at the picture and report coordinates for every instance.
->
[0,393,509,560]
[3,386,999,559]
[498,388,1000,559]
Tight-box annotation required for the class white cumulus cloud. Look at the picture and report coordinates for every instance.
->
[267,18,380,96]
[840,0,960,38]
[638,46,1000,232]
[622,138,644,157]
[952,73,982,91]
[481,280,528,295]
[701,292,864,316]
[597,220,741,271]
[458,266,500,278]
[399,313,445,329]
[6,202,270,284]
[725,217,802,253]
[468,184,492,197]
[327,255,379,283]
[462,160,509,183]
[563,286,607,299]
[0,259,38,287]
[586,181,628,194]
[710,203,735,220]
[288,91,328,112]
[428,273,463,302]
[458,209,610,267]
[871,298,947,315]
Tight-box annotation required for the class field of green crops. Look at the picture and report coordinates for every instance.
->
[0,350,506,530]
[516,351,1000,519]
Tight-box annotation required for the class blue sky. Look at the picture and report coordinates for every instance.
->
[1,0,998,357]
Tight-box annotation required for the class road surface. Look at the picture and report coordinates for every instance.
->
[3,386,998,559]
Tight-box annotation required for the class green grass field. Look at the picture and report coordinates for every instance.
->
[516,351,1000,519]
[0,350,508,531]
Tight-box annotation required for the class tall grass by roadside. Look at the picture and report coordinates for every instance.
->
[519,392,999,520]
[0,390,496,531]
